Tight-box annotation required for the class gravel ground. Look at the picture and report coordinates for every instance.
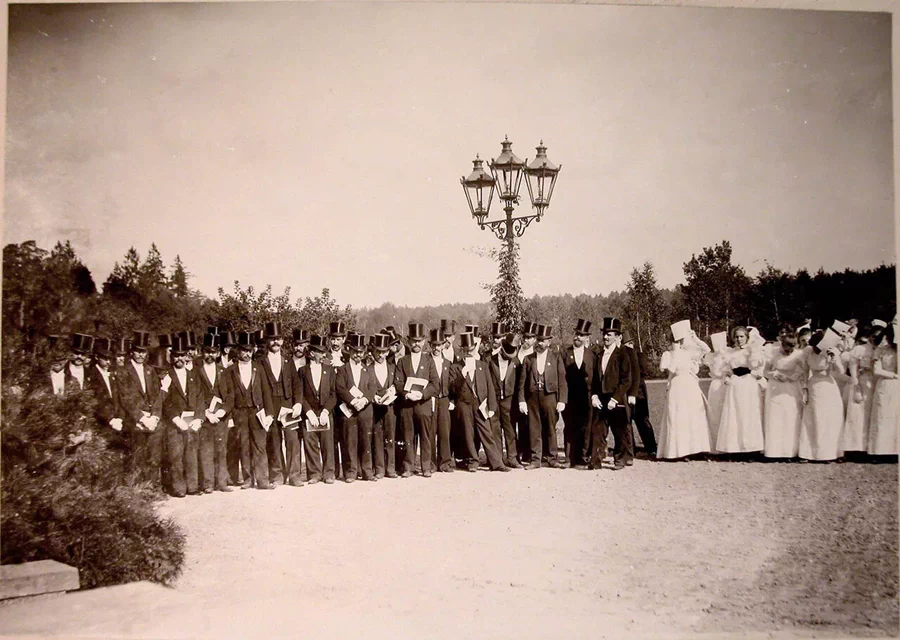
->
[158,454,897,638]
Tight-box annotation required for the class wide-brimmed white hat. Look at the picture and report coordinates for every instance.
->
[670,320,692,342]
[710,331,728,352]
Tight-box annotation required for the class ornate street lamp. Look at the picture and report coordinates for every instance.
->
[460,136,560,244]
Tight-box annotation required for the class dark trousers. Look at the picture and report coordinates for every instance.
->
[434,397,453,471]
[563,397,592,466]
[226,420,246,485]
[198,421,230,491]
[304,416,336,481]
[372,404,395,477]
[343,406,375,480]
[165,423,199,496]
[497,395,519,464]
[267,421,285,484]
[516,409,530,464]
[332,415,347,479]
[399,402,435,474]
[131,427,164,488]
[457,400,505,470]
[282,423,304,484]
[590,399,633,467]
[233,407,269,487]
[632,396,657,454]
[526,391,559,465]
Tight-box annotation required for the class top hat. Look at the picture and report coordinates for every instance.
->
[292,328,310,344]
[535,324,553,340]
[132,331,152,350]
[308,335,328,353]
[157,333,173,349]
[236,331,255,349]
[112,337,130,355]
[500,336,518,358]
[220,331,238,348]
[490,321,505,337]
[408,323,426,341]
[458,332,476,350]
[264,321,283,339]
[620,330,634,344]
[251,329,265,346]
[429,328,444,345]
[371,333,391,351]
[47,334,63,349]
[670,320,692,342]
[383,327,402,346]
[202,333,220,350]
[522,321,537,337]
[206,325,219,336]
[178,330,198,350]
[440,319,457,335]
[346,333,367,351]
[574,319,593,336]
[464,324,480,338]
[71,333,95,355]
[93,337,112,358]
[601,317,622,334]
[146,348,168,369]
[171,335,190,356]
[328,321,347,337]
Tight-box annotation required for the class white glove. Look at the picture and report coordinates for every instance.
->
[291,403,302,418]
[519,401,528,415]
[591,395,602,409]
[556,402,566,412]
[205,411,220,424]
[407,390,423,402]
[262,415,274,431]
[214,409,226,419]
[173,416,189,431]
[189,419,203,432]
[448,401,455,411]
[628,396,636,406]
[319,409,329,425]
[227,418,235,429]
[110,417,123,432]
[488,410,495,419]
[306,410,320,427]
[160,375,172,392]
[607,399,618,411]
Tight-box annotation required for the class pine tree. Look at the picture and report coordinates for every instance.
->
[169,255,189,298]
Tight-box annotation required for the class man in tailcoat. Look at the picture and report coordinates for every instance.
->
[490,333,523,468]
[622,330,657,458]
[225,331,275,490]
[517,324,567,469]
[429,328,455,473]
[300,335,338,484]
[369,333,398,478]
[562,319,596,468]
[196,332,235,492]
[393,322,440,477]
[335,333,378,482]
[259,321,304,486]
[161,336,205,497]
[87,338,126,451]
[589,317,633,470]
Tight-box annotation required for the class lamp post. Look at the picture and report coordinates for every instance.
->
[461,136,560,253]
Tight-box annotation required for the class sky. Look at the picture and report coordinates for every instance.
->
[4,3,894,309]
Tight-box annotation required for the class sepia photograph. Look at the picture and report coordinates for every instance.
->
[0,0,897,637]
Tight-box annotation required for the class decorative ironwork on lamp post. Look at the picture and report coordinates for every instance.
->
[460,136,560,251]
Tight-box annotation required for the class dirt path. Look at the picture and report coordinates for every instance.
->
[158,459,897,638]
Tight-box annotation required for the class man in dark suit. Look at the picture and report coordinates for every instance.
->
[590,317,633,470]
[259,321,304,486]
[225,331,275,490]
[393,322,440,478]
[115,331,164,488]
[449,332,508,473]
[196,333,235,493]
[562,319,596,469]
[518,324,568,469]
[300,335,338,484]
[161,336,205,497]
[369,333,398,479]
[490,334,523,468]
[429,328,454,473]
[622,331,657,458]
[86,338,124,437]
[335,333,378,482]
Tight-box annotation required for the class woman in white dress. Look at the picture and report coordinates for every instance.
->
[833,330,855,417]
[868,324,899,457]
[799,329,845,461]
[657,322,711,460]
[716,326,766,455]
[762,332,805,459]
[703,331,729,447]
[842,325,877,456]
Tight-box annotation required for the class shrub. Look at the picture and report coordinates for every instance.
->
[1,363,186,588]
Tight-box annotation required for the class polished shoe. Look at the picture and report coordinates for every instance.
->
[240,482,253,490]
[171,492,186,498]
[288,480,304,487]
[375,474,385,480]
[257,483,275,490]
[612,463,625,471]
[345,477,356,484]
[524,462,541,470]
[386,472,399,479]
[218,486,234,493]
[574,464,589,470]
[400,471,412,478]
[423,470,432,478]
[202,488,214,494]
[467,465,478,473]
[547,459,561,469]
[494,465,511,472]
[308,477,321,485]
[324,478,335,484]
[367,476,378,482]
[625,460,634,467]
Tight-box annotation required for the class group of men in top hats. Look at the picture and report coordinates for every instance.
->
[37,312,656,497]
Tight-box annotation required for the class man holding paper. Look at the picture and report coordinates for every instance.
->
[489,334,523,469]
[301,335,338,484]
[517,324,568,469]
[430,328,455,473]
[226,331,276,490]
[449,332,508,472]
[393,322,440,478]
[162,336,206,497]
[336,333,378,482]
[370,333,398,479]
[196,333,234,493]
[589,317,633,471]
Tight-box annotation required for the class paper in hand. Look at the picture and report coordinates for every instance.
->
[255,409,267,425]
[339,403,353,418]
[404,376,429,393]
[349,385,364,399]
[478,398,489,420]
[180,411,195,420]
[209,396,222,413]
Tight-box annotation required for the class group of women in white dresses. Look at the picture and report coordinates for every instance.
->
[656,317,899,462]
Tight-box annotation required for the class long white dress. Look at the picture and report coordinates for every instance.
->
[799,348,845,461]
[704,351,729,448]
[868,345,899,455]
[716,345,766,453]
[762,348,805,458]
[842,343,876,452]
[834,349,852,419]
[657,346,711,459]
